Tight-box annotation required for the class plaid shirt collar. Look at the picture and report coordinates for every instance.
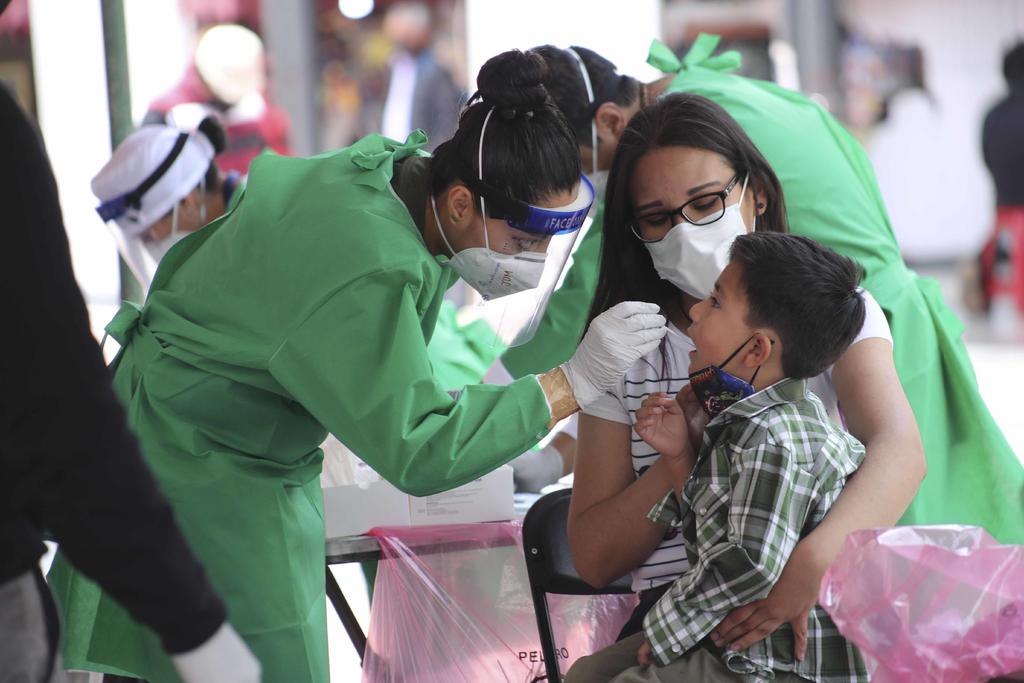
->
[708,377,809,426]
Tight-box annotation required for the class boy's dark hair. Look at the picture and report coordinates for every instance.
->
[730,232,865,379]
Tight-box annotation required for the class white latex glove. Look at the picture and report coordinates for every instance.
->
[561,301,667,409]
[510,443,565,493]
[171,623,261,683]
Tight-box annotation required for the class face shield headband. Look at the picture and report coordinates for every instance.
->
[566,47,599,175]
[95,132,190,222]
[454,106,594,237]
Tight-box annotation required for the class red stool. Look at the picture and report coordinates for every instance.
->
[981,206,1024,313]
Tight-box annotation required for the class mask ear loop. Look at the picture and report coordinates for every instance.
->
[719,333,772,385]
[170,201,180,240]
[567,48,599,175]
[477,107,496,253]
[718,334,755,375]
[199,174,208,225]
[430,193,458,258]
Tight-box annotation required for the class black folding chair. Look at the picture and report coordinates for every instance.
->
[522,488,634,682]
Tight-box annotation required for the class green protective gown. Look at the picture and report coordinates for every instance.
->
[47,132,553,682]
[648,34,1023,542]
[500,202,605,377]
[427,300,506,388]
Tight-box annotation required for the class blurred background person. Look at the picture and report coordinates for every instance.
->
[979,42,1024,330]
[380,1,462,150]
[144,23,291,174]
[92,116,236,290]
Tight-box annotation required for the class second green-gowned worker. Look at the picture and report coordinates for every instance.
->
[47,49,667,683]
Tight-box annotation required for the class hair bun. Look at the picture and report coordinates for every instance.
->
[197,115,227,154]
[476,49,549,112]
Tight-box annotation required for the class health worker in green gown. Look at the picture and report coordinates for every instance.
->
[514,37,1023,655]
[47,49,668,683]
[89,116,241,292]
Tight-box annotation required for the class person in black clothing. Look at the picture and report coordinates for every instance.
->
[0,74,259,683]
[982,42,1024,206]
[978,43,1024,315]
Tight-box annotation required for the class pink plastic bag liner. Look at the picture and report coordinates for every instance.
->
[820,525,1024,682]
[361,522,638,682]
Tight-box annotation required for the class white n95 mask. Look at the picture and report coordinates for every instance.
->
[449,247,546,301]
[431,194,547,301]
[645,175,751,299]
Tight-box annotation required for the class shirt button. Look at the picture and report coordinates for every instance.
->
[699,507,707,515]
[672,644,682,653]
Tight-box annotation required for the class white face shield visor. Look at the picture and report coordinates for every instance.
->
[92,126,215,290]
[449,107,595,348]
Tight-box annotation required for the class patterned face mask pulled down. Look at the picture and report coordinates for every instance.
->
[687,335,761,417]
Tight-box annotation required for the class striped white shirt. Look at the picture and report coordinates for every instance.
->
[582,289,891,591]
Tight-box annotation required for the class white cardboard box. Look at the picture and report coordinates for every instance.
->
[323,465,515,538]
[322,479,410,538]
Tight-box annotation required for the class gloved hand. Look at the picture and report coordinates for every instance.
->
[561,301,667,409]
[171,623,261,683]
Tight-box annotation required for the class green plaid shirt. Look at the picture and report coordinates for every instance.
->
[643,378,869,682]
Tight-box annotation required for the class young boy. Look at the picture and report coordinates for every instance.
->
[566,232,869,682]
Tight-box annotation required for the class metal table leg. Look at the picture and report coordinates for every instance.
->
[326,564,367,663]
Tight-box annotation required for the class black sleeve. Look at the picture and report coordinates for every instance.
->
[0,88,227,654]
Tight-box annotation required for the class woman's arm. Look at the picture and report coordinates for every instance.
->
[569,413,681,587]
[711,338,925,655]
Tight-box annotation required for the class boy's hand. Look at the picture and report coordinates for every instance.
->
[635,393,690,460]
[637,640,653,668]
[676,384,708,447]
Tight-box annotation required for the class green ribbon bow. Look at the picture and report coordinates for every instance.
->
[105,300,143,347]
[647,34,742,75]
[351,129,430,190]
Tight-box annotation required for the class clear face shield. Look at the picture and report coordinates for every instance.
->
[97,176,206,291]
[450,107,594,348]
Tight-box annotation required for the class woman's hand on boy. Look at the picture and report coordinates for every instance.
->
[710,541,818,660]
[636,639,654,668]
[636,393,691,460]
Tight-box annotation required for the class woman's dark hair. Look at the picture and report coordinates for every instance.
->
[430,49,580,212]
[731,232,865,379]
[198,115,226,191]
[532,45,642,145]
[587,92,788,330]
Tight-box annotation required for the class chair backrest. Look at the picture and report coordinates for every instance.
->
[523,488,633,595]
[522,488,633,682]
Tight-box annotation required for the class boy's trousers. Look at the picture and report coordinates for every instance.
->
[565,632,807,683]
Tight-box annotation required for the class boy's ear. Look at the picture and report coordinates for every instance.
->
[745,331,776,368]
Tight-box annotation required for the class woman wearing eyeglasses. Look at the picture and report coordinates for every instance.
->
[565,92,920,674]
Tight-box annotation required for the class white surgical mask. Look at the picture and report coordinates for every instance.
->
[645,175,751,299]
[430,194,547,301]
[143,181,206,265]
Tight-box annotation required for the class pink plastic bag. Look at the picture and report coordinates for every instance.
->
[820,526,1024,682]
[361,522,638,682]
